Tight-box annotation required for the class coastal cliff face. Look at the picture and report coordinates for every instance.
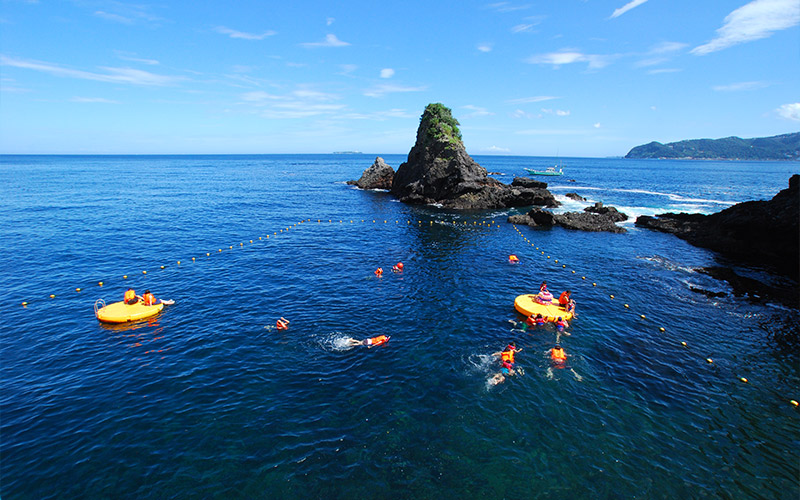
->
[389,103,557,209]
[636,174,800,283]
[625,132,800,160]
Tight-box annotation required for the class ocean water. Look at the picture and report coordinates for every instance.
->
[1,154,798,499]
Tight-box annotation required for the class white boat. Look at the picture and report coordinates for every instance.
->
[524,165,563,176]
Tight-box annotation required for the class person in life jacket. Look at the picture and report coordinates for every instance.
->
[500,359,515,375]
[494,342,522,365]
[346,335,390,347]
[535,314,546,325]
[124,288,139,305]
[509,254,519,263]
[142,290,157,306]
[547,344,583,381]
[276,317,290,330]
[556,317,569,329]
[375,267,384,276]
[392,262,404,272]
[558,290,571,307]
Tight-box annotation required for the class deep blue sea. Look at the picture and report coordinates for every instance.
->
[1,154,798,499]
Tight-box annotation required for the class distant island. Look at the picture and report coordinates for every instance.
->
[625,132,800,160]
[332,151,362,154]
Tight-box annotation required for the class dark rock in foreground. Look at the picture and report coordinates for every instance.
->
[509,202,628,233]
[636,174,799,283]
[347,156,394,190]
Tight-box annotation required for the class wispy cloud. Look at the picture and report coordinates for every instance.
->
[636,41,688,67]
[526,50,614,69]
[71,97,119,103]
[326,17,335,26]
[542,108,570,117]
[1,55,182,86]
[691,0,800,55]
[301,34,350,48]
[92,4,164,25]
[506,96,558,104]
[647,68,682,74]
[461,105,493,118]
[481,145,511,153]
[776,102,800,121]
[380,68,395,78]
[116,52,160,65]
[610,0,649,19]
[712,81,769,91]
[487,2,531,13]
[477,43,493,53]
[240,87,345,119]
[363,83,426,98]
[214,26,276,40]
[511,24,535,33]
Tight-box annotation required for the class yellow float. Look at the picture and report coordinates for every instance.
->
[514,294,574,322]
[94,299,163,324]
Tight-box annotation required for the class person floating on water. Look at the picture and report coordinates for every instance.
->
[556,316,569,329]
[392,262,404,273]
[489,342,521,386]
[547,344,582,381]
[375,267,384,277]
[345,335,390,348]
[276,317,290,330]
[494,341,522,365]
[509,254,519,263]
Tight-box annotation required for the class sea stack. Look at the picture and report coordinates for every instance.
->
[389,103,557,209]
[347,156,394,190]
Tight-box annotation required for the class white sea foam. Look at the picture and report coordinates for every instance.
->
[548,185,736,207]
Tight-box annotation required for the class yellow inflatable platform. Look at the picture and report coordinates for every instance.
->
[514,294,573,322]
[94,299,163,324]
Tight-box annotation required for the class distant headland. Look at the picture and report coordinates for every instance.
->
[625,132,800,160]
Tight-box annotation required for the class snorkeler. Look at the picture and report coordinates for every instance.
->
[276,317,290,330]
[345,335,391,348]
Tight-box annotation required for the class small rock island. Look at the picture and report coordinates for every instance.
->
[349,103,557,210]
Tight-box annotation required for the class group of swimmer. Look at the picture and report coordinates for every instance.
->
[375,262,404,276]
[491,281,583,385]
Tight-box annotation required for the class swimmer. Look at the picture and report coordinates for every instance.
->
[556,317,569,329]
[345,335,390,348]
[509,254,519,263]
[493,341,522,365]
[392,262,404,273]
[375,267,384,276]
[276,317,290,330]
[546,344,582,381]
[536,313,546,325]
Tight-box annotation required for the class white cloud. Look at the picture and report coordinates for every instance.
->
[94,11,134,24]
[511,109,537,119]
[593,123,601,128]
[488,2,531,13]
[214,26,276,40]
[511,24,534,33]
[301,34,351,48]
[71,97,119,103]
[477,43,493,53]
[363,83,426,98]
[482,145,511,153]
[241,91,281,102]
[610,0,649,19]
[647,68,682,74]
[461,105,493,118]
[712,81,769,91]
[326,17,335,26]
[526,50,613,69]
[380,68,395,78]
[692,0,800,55]
[542,108,570,116]
[776,102,800,121]
[0,55,181,86]
[506,96,558,104]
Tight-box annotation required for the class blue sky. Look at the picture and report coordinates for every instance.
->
[1,0,798,156]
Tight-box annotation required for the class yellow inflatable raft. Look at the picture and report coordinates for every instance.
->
[514,294,573,322]
[94,299,163,324]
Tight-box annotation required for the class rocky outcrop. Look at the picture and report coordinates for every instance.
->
[636,175,799,282]
[386,103,557,210]
[509,202,628,233]
[347,156,394,189]
[565,192,587,201]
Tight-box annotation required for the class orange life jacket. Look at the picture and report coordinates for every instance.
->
[559,292,570,305]
[276,320,288,330]
[124,289,136,302]
[143,293,155,306]
[501,350,515,363]
[551,348,566,362]
[370,335,389,346]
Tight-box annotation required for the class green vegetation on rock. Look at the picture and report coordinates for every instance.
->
[420,103,463,146]
[625,132,800,160]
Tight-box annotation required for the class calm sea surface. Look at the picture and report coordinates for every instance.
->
[1,154,798,499]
